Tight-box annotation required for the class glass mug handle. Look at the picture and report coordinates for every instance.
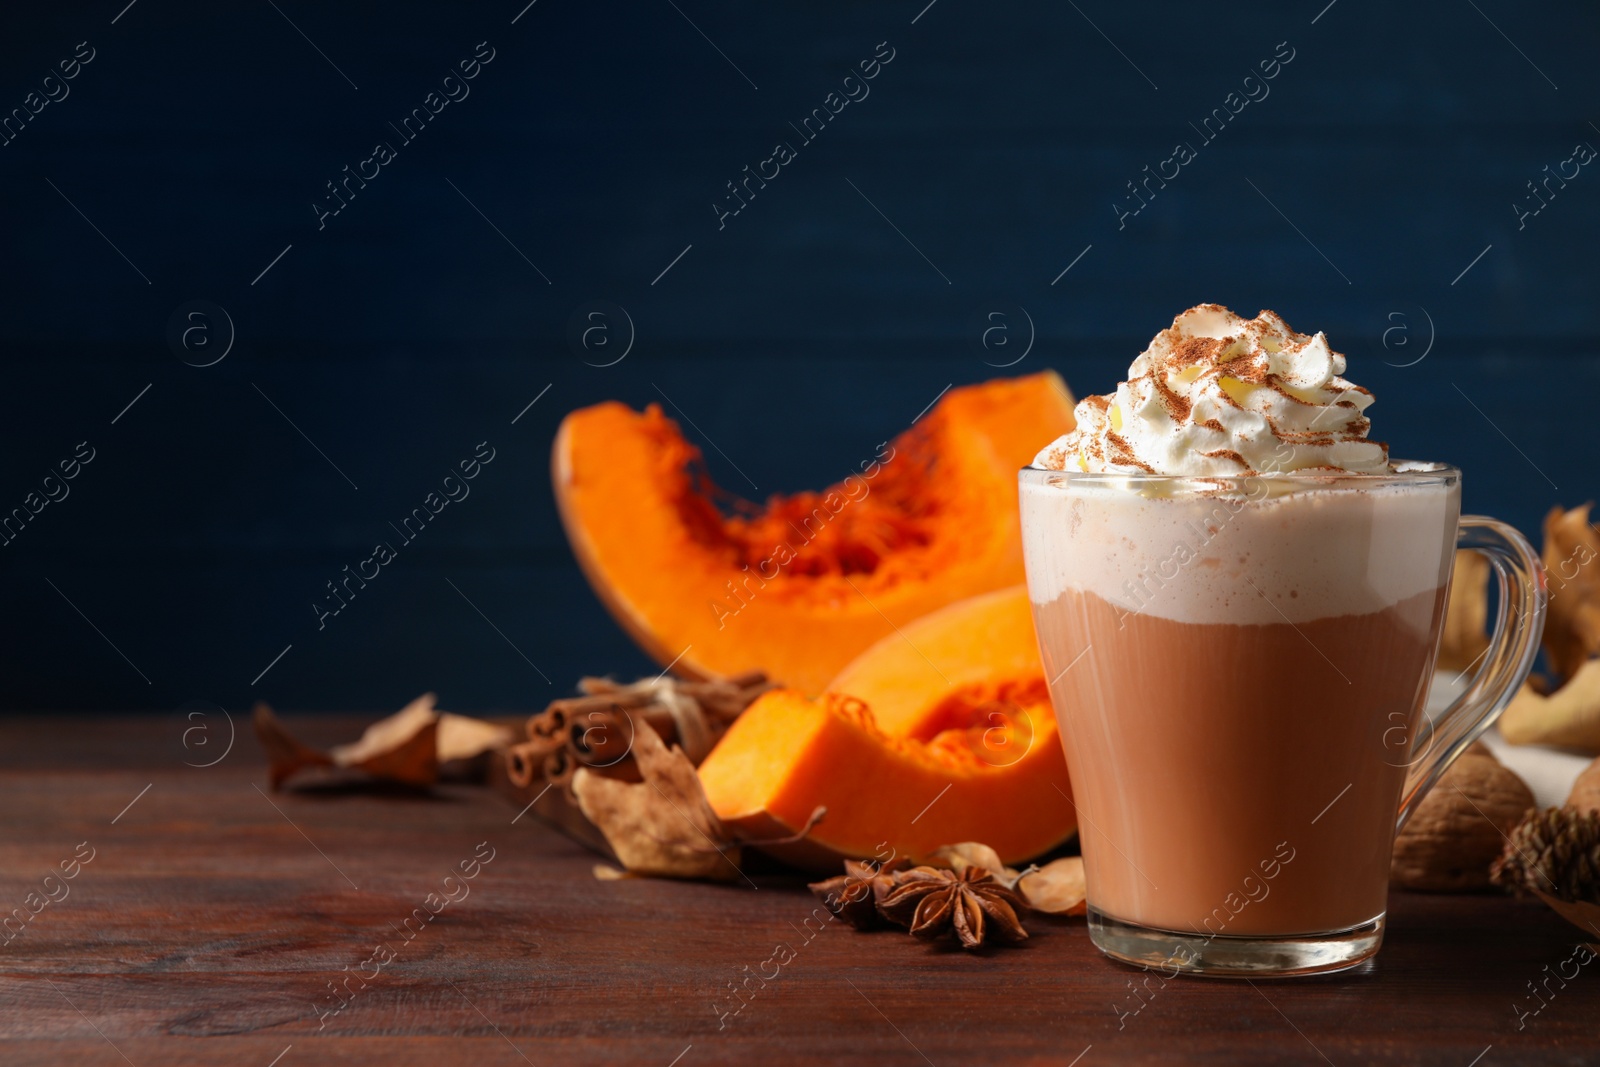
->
[1397,516,1547,828]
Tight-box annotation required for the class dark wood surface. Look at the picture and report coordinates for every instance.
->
[2,715,1596,1066]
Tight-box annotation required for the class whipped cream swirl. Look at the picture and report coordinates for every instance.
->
[1034,304,1390,476]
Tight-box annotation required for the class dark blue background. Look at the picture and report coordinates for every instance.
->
[1,0,1593,712]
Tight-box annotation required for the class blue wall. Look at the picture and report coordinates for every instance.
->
[1,1,1594,711]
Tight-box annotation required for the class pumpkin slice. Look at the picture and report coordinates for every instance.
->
[698,688,1073,870]
[828,585,1043,737]
[552,372,1075,693]
[698,586,1075,869]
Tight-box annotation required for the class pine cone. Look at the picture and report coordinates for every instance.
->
[1490,807,1600,902]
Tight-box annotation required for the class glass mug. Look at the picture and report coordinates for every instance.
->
[1019,463,1544,977]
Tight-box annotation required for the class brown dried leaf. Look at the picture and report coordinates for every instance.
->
[1544,504,1600,682]
[1016,856,1087,915]
[1500,658,1600,753]
[437,712,514,763]
[253,704,333,789]
[1438,549,1491,673]
[329,694,439,785]
[254,695,509,789]
[344,718,437,785]
[571,722,741,881]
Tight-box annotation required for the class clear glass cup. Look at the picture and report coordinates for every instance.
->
[1018,463,1544,977]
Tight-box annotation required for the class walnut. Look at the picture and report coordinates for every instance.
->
[1391,744,1534,892]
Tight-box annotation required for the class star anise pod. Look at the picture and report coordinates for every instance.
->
[809,859,906,929]
[876,865,1029,950]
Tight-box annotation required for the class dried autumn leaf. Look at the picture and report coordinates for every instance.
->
[254,694,511,789]
[329,694,441,786]
[1016,856,1087,915]
[1544,505,1600,683]
[436,712,515,764]
[1500,659,1600,753]
[1437,549,1491,673]
[253,704,333,789]
[571,722,741,881]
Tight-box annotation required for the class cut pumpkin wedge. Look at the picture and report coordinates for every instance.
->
[551,372,1075,693]
[698,585,1076,869]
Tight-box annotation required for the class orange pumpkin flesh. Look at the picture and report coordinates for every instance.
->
[828,585,1046,737]
[551,373,1075,693]
[698,586,1076,869]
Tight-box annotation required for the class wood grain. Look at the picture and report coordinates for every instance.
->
[1,714,1596,1065]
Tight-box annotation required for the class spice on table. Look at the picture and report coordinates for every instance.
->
[927,841,1088,916]
[808,839,1087,950]
[809,859,908,930]
[506,671,775,794]
[878,866,1030,950]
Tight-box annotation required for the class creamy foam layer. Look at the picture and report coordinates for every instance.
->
[1020,477,1458,626]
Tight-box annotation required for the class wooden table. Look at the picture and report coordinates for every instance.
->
[2,715,1595,1066]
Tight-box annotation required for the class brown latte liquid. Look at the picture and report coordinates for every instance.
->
[1035,586,1448,936]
